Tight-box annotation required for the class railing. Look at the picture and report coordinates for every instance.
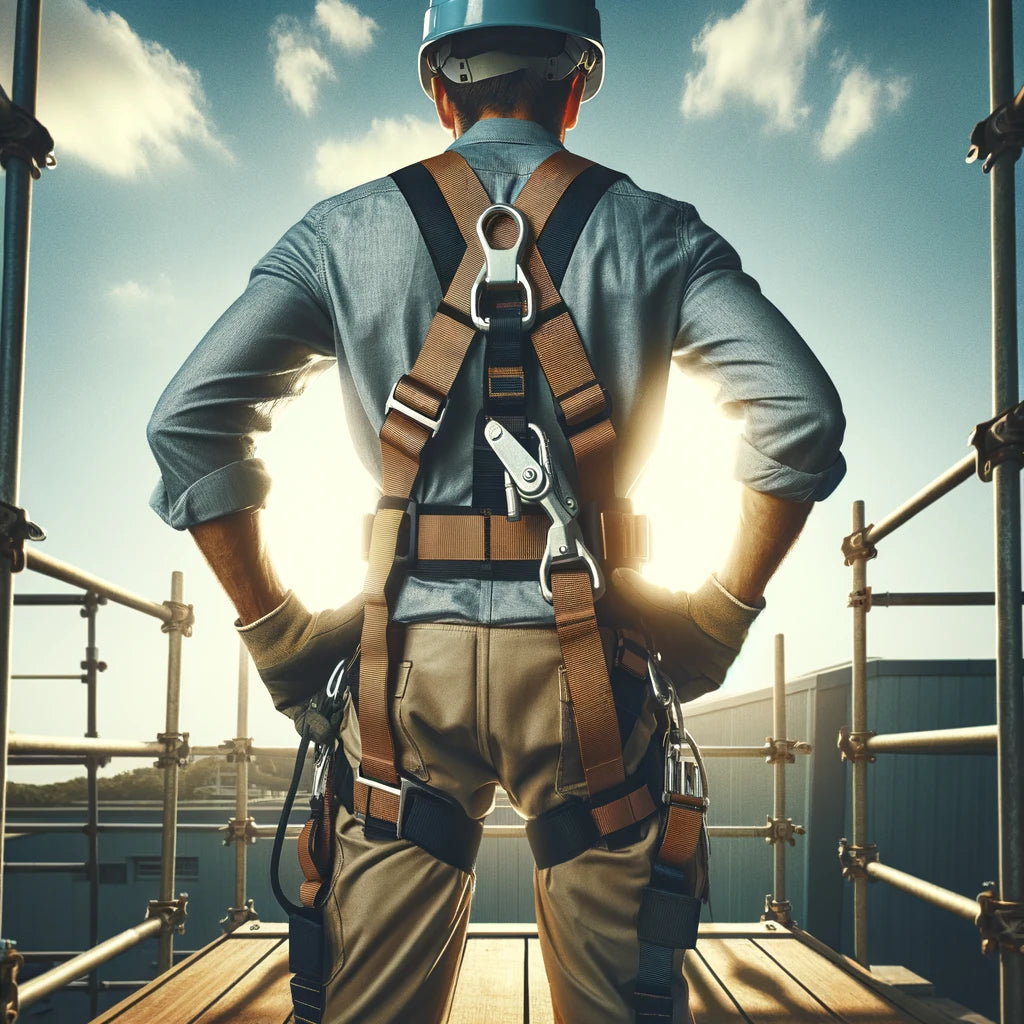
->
[2,554,194,1019]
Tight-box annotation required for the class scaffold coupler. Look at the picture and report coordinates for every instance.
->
[0,500,44,573]
[0,82,56,178]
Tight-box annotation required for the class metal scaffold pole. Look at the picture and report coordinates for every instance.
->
[988,3,1023,1021]
[0,0,42,936]
[772,634,787,910]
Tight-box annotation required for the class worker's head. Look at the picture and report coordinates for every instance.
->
[418,0,604,139]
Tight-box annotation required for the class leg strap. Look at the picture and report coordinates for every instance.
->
[354,774,483,874]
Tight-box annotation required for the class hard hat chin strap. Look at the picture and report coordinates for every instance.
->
[430,36,597,87]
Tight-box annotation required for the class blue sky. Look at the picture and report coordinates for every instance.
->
[2,0,1022,782]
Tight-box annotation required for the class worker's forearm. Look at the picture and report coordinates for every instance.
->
[716,487,813,606]
[189,509,288,625]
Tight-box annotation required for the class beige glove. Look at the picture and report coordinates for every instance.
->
[608,569,763,703]
[236,590,363,722]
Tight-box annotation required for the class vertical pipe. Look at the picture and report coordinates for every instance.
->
[988,3,1023,1020]
[83,594,100,1019]
[0,0,42,936]
[773,634,786,906]
[157,571,184,973]
[234,640,249,912]
[851,501,870,966]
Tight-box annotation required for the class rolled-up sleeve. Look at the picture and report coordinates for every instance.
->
[147,211,336,529]
[673,207,846,502]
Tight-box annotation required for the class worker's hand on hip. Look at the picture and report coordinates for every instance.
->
[236,590,363,722]
[608,569,763,702]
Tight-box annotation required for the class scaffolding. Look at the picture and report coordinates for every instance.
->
[835,6,1023,1023]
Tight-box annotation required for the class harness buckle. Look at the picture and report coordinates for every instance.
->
[375,497,418,566]
[385,384,447,437]
[355,771,408,837]
[470,204,536,332]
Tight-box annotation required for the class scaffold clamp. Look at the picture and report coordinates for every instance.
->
[765,815,804,847]
[146,894,189,935]
[763,736,810,764]
[0,940,22,1024]
[837,726,876,764]
[161,601,195,637]
[219,736,254,763]
[222,816,259,847]
[0,500,45,573]
[970,400,1024,482]
[838,839,879,881]
[220,899,260,934]
[761,895,794,927]
[155,731,191,769]
[977,884,1024,957]
[841,528,877,567]
[967,88,1024,173]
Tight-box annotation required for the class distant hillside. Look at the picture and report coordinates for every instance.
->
[8,753,311,806]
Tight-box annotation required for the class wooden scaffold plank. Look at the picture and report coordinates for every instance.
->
[448,938,524,1024]
[527,938,555,1024]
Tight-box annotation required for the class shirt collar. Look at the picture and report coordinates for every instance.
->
[447,117,565,152]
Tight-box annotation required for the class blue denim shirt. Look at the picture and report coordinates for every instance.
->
[148,118,845,625]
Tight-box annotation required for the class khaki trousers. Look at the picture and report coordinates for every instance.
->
[322,622,692,1023]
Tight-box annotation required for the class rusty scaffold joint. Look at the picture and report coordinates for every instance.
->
[146,894,189,936]
[847,587,872,611]
[219,736,254,764]
[841,526,877,567]
[761,895,794,927]
[0,940,22,1024]
[969,399,1024,482]
[154,731,191,769]
[976,883,1024,957]
[763,736,811,764]
[838,838,879,881]
[220,900,260,935]
[160,601,195,637]
[222,816,259,848]
[765,815,805,847]
[0,500,45,573]
[837,726,877,764]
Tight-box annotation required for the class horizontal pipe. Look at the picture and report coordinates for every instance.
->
[24,550,171,623]
[866,455,975,546]
[190,745,308,759]
[4,862,86,873]
[865,725,998,754]
[18,917,163,1008]
[865,861,979,923]
[870,591,1024,607]
[9,756,89,766]
[9,734,162,757]
[66,980,148,992]
[13,594,89,607]
[480,823,774,839]
[11,674,83,680]
[8,821,305,836]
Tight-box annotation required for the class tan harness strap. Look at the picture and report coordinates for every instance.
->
[657,793,707,869]
[358,151,598,818]
[551,568,626,796]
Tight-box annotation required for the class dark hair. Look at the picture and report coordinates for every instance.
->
[436,27,577,136]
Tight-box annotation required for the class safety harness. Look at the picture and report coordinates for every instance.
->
[284,149,708,1023]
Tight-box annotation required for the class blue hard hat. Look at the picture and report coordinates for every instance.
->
[419,0,605,102]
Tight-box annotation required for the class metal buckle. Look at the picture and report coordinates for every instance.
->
[356,771,408,838]
[385,383,447,438]
[470,204,536,332]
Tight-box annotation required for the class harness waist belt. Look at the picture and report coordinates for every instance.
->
[360,505,650,566]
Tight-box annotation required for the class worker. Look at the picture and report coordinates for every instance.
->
[147,2,846,1021]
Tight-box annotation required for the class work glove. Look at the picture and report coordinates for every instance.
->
[607,569,763,703]
[236,590,362,740]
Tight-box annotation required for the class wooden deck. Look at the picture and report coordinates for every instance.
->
[88,922,976,1023]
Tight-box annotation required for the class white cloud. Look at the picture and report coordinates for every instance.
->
[313,115,449,195]
[108,273,174,304]
[820,66,909,159]
[271,17,336,116]
[0,0,224,177]
[681,0,825,131]
[315,1,378,53]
